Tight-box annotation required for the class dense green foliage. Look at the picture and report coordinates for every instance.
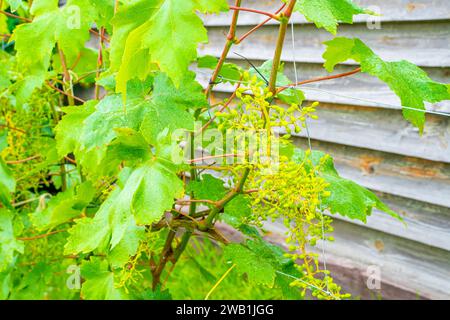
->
[1,0,449,300]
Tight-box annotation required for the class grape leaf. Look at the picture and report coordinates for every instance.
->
[108,223,145,268]
[57,95,149,177]
[197,55,242,85]
[109,0,162,73]
[81,257,127,300]
[11,0,101,101]
[55,101,96,158]
[323,37,450,132]
[187,174,226,202]
[117,0,228,93]
[293,148,400,222]
[222,195,251,228]
[65,158,183,254]
[4,0,23,12]
[0,209,24,272]
[224,239,291,287]
[0,158,15,207]
[30,181,95,231]
[293,0,370,34]
[139,72,206,145]
[0,13,7,35]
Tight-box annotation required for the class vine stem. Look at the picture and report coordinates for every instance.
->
[236,3,287,44]
[6,155,40,165]
[57,46,75,106]
[229,6,280,20]
[202,167,250,230]
[268,0,297,94]
[94,27,105,100]
[46,81,86,104]
[276,67,362,94]
[17,229,66,241]
[205,0,242,97]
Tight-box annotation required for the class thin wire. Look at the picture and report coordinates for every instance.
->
[290,19,329,288]
[197,71,450,118]
[300,86,450,117]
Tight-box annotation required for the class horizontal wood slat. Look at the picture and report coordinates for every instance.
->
[202,0,450,26]
[201,21,450,67]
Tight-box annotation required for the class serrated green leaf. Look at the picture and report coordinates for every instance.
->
[81,257,127,300]
[224,239,289,287]
[10,0,104,101]
[0,158,15,207]
[109,0,162,73]
[139,72,205,145]
[109,224,145,268]
[55,101,96,158]
[293,148,400,222]
[187,174,226,207]
[293,0,370,34]
[0,209,24,271]
[117,0,227,93]
[198,55,242,85]
[222,195,251,228]
[30,181,95,231]
[4,0,23,12]
[323,37,450,132]
[65,159,183,255]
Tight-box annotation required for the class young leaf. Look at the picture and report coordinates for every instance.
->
[30,181,95,231]
[293,149,401,222]
[81,257,127,300]
[0,158,15,207]
[323,37,450,132]
[293,0,370,34]
[139,72,206,145]
[222,195,252,228]
[0,209,24,272]
[224,239,291,287]
[65,159,183,255]
[109,0,162,73]
[187,174,227,202]
[117,0,228,93]
[10,0,102,103]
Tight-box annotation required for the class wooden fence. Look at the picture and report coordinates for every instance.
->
[200,0,450,299]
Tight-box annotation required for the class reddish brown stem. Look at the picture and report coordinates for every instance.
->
[0,10,31,22]
[205,0,242,97]
[46,81,86,104]
[229,6,280,20]
[188,154,244,164]
[94,27,105,100]
[199,76,243,135]
[276,68,361,94]
[6,155,41,165]
[18,229,67,241]
[236,3,286,44]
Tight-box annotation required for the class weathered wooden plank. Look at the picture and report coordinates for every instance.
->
[206,91,450,163]
[202,0,450,26]
[196,62,450,112]
[264,219,450,300]
[293,138,450,250]
[288,103,450,164]
[200,21,450,67]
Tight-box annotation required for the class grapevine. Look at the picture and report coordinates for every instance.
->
[0,0,449,301]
